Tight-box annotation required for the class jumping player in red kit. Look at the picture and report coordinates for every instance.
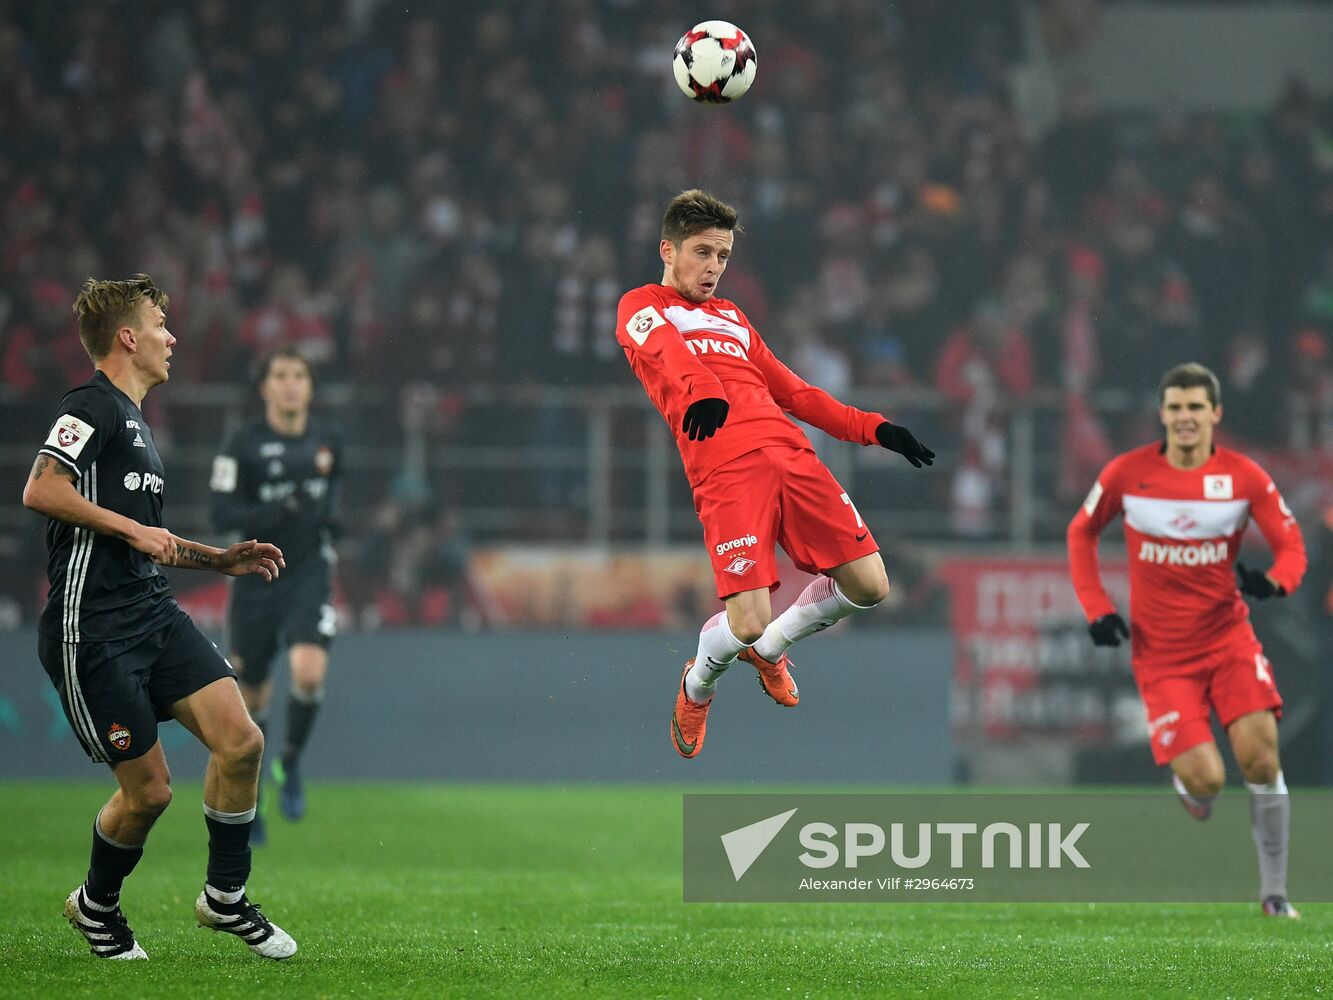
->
[617,190,935,759]
[1067,363,1306,917]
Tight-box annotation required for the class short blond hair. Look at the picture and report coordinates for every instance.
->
[71,274,169,361]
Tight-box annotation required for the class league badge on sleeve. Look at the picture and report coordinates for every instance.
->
[626,306,666,346]
[210,455,238,493]
[1082,481,1104,516]
[46,414,95,459]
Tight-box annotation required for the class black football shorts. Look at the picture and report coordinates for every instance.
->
[226,566,335,685]
[38,608,236,764]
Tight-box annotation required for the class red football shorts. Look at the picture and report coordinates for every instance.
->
[692,445,880,600]
[1136,628,1283,766]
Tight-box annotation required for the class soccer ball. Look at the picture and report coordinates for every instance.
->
[672,21,757,104]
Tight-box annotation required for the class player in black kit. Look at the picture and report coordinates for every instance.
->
[23,275,297,960]
[211,348,341,837]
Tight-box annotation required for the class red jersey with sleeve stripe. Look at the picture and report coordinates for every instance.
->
[616,283,887,488]
[1067,443,1306,665]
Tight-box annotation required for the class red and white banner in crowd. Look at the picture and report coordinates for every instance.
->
[936,555,1139,744]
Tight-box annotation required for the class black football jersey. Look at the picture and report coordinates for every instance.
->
[209,416,341,584]
[36,371,178,642]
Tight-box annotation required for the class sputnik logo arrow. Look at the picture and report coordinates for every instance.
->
[720,808,798,881]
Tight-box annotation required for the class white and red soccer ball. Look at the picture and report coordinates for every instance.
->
[672,20,757,104]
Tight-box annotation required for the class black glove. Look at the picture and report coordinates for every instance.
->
[682,398,729,441]
[875,421,935,468]
[1236,561,1280,600]
[1088,613,1129,647]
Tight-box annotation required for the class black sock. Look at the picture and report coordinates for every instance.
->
[86,815,144,908]
[283,691,322,768]
[204,807,255,894]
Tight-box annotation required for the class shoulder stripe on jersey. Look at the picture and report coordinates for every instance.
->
[63,462,107,762]
[1122,494,1250,540]
[663,305,751,349]
[37,446,80,473]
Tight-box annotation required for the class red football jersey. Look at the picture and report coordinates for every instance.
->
[616,283,886,487]
[1067,443,1306,665]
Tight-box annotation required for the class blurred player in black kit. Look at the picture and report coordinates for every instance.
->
[211,348,342,840]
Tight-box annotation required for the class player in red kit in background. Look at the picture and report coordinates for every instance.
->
[1067,363,1306,917]
[617,190,935,759]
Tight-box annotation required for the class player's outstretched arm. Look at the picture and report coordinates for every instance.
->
[170,536,285,580]
[875,422,935,468]
[22,454,177,564]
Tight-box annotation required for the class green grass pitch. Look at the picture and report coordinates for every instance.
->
[1,782,1328,998]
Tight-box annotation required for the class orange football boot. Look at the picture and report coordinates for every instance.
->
[738,646,799,707]
[671,660,712,758]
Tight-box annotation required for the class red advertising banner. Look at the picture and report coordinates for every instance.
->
[937,555,1139,744]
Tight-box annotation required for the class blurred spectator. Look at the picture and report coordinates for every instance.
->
[1288,330,1333,455]
[1099,201,1201,397]
[335,185,428,323]
[784,285,854,466]
[1039,79,1114,228]
[935,299,1034,535]
[1169,176,1264,370]
[2,279,90,438]
[1055,245,1116,500]
[238,264,335,372]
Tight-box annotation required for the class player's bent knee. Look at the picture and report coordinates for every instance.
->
[131,782,173,818]
[837,567,889,607]
[240,723,265,762]
[857,577,890,607]
[1182,774,1224,798]
[215,723,265,771]
[1182,767,1225,798]
[1239,753,1279,786]
[729,618,768,645]
[1175,753,1225,797]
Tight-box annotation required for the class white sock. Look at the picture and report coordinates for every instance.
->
[79,885,117,912]
[752,577,871,662]
[290,685,324,704]
[205,884,246,905]
[1245,771,1290,900]
[686,612,750,703]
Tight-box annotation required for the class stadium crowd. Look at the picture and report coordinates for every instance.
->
[2,0,1333,568]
